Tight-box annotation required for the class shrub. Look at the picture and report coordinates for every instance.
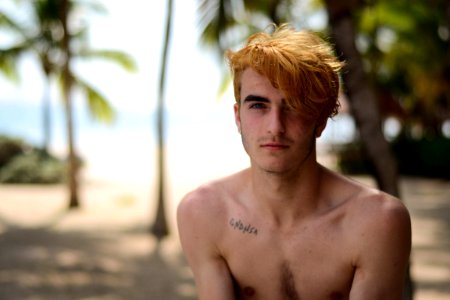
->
[0,135,67,184]
[0,135,27,168]
[336,136,450,179]
[335,142,372,175]
[0,149,66,184]
[391,135,450,179]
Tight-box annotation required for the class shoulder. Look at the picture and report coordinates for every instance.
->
[177,180,227,227]
[177,170,247,237]
[338,181,412,297]
[346,184,411,264]
[324,169,410,231]
[178,169,249,214]
[351,187,411,235]
[176,180,228,263]
[177,171,248,266]
[321,168,412,256]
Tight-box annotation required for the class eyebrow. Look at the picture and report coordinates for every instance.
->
[243,94,270,103]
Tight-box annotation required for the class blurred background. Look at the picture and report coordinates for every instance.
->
[0,0,449,299]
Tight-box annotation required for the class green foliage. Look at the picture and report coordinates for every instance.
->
[0,46,23,81]
[0,135,66,184]
[356,0,450,135]
[0,0,137,126]
[391,135,450,179]
[78,49,137,72]
[75,76,116,123]
[335,142,372,175]
[336,136,450,179]
[0,150,66,184]
[0,135,27,168]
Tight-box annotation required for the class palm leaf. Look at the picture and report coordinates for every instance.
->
[74,77,116,124]
[76,49,137,72]
[0,11,24,31]
[0,45,28,81]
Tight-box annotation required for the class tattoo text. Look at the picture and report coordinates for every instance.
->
[229,218,258,235]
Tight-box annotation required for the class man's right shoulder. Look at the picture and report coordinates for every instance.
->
[177,170,249,232]
[178,170,247,216]
[177,177,234,226]
[176,179,236,254]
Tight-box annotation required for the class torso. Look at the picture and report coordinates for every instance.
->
[210,168,372,300]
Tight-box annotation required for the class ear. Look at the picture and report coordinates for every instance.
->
[315,119,327,138]
[234,103,241,134]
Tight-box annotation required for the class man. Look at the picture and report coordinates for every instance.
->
[177,24,411,299]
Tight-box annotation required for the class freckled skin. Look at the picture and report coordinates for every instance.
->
[178,68,411,300]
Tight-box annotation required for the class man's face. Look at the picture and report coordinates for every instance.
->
[234,68,323,175]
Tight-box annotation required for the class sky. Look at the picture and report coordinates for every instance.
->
[0,0,355,187]
[0,0,251,186]
[0,0,222,112]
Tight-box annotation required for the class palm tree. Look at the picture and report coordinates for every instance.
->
[150,0,173,240]
[0,0,136,208]
[0,0,61,154]
[323,0,400,196]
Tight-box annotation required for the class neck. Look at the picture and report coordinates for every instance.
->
[250,160,324,228]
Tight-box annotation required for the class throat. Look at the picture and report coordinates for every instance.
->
[251,164,324,224]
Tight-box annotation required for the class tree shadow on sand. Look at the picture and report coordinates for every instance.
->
[0,221,196,300]
[401,177,450,298]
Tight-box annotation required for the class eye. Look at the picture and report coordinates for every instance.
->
[249,102,267,109]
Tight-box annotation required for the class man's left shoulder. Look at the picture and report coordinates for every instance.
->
[357,188,410,226]
[348,187,411,247]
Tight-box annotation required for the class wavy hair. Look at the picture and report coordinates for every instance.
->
[226,24,344,123]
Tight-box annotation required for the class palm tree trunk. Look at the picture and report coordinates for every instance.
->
[151,0,173,240]
[60,0,80,209]
[324,1,413,298]
[328,17,399,196]
[42,76,51,155]
[64,79,79,209]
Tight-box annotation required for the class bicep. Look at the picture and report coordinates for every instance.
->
[194,256,236,300]
[349,200,411,299]
[177,193,235,300]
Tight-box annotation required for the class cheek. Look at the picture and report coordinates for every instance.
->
[289,117,317,136]
[238,121,256,153]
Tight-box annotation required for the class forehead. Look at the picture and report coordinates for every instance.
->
[240,68,284,101]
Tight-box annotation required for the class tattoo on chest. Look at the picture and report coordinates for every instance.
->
[229,218,258,235]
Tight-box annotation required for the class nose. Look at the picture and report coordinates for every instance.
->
[267,108,285,135]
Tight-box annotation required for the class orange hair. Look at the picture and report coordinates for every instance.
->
[226,24,344,123]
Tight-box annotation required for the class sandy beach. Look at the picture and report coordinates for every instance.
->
[0,175,449,299]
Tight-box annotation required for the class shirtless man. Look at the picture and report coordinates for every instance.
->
[177,24,411,299]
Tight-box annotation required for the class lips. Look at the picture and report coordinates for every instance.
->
[260,143,289,150]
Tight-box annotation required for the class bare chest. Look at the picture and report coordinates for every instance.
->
[222,216,355,300]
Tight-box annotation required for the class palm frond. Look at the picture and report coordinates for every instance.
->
[0,45,29,81]
[76,49,137,72]
[198,0,241,49]
[75,0,107,15]
[217,71,231,99]
[74,76,116,124]
[0,10,31,40]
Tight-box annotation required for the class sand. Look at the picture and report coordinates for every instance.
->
[0,176,449,299]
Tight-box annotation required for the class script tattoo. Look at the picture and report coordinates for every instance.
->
[229,218,258,235]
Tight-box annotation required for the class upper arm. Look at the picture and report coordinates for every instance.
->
[349,196,411,299]
[177,190,235,300]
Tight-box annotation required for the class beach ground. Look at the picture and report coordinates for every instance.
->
[0,176,449,299]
